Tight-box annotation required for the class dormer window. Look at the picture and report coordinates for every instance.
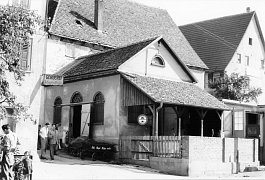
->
[151,55,165,67]
[249,38,252,45]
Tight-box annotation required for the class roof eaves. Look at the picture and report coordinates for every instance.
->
[253,12,265,54]
[120,72,157,103]
[160,38,199,83]
[48,32,116,49]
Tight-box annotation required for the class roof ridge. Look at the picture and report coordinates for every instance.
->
[75,36,158,61]
[181,11,255,27]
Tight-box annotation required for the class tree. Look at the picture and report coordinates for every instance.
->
[0,5,41,120]
[209,73,262,103]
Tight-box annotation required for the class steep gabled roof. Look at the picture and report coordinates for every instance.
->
[59,37,198,83]
[180,11,255,71]
[49,0,208,69]
[122,73,229,110]
[60,37,157,82]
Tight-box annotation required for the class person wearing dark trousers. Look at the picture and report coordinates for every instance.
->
[48,124,58,160]
[39,123,50,159]
[0,124,19,180]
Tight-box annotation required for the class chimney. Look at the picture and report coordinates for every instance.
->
[246,7,251,13]
[94,0,104,32]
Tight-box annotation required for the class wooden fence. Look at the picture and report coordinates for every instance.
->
[119,136,181,161]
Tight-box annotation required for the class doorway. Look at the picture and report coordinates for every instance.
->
[72,105,82,138]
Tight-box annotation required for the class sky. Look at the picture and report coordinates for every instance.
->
[132,0,265,32]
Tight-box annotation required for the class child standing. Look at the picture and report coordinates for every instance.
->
[22,151,33,180]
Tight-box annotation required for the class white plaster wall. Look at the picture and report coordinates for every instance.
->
[189,69,205,89]
[225,17,265,105]
[44,75,121,144]
[118,42,193,83]
[45,38,97,74]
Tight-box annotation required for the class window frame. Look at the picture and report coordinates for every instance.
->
[234,111,244,130]
[151,55,165,67]
[53,96,62,125]
[237,53,241,64]
[91,92,105,125]
[249,38,252,45]
[19,38,32,72]
[245,56,250,66]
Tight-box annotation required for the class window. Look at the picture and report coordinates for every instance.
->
[20,39,32,71]
[234,111,244,130]
[261,60,265,69]
[53,97,62,125]
[249,38,252,45]
[213,72,221,83]
[71,92,83,103]
[245,56,249,66]
[237,53,241,64]
[91,92,105,125]
[151,55,165,67]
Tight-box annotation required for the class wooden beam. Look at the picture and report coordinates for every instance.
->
[148,105,156,136]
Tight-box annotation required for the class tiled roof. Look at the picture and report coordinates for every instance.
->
[49,0,207,69]
[61,37,156,82]
[179,12,255,71]
[122,73,229,110]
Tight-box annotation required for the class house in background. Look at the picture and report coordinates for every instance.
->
[180,9,265,164]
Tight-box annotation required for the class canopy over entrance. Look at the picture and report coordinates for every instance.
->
[121,73,230,137]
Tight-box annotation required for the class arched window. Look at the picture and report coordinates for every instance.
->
[91,92,105,125]
[71,92,83,103]
[151,55,165,67]
[53,97,62,124]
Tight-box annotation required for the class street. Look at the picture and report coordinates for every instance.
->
[33,150,265,180]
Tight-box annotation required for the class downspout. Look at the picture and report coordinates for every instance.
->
[155,102,163,136]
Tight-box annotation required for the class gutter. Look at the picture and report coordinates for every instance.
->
[155,102,163,136]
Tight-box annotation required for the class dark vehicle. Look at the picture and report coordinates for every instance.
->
[68,137,116,162]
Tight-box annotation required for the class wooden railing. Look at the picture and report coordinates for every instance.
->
[119,136,182,161]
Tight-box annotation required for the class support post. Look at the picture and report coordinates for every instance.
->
[201,119,204,137]
[148,105,155,136]
[178,117,181,138]
[196,109,208,137]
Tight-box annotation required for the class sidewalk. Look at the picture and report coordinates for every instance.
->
[33,150,265,179]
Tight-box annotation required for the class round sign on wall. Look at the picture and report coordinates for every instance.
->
[137,114,148,125]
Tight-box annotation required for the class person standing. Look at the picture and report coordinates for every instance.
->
[39,123,50,159]
[0,124,19,180]
[22,151,32,180]
[48,124,58,160]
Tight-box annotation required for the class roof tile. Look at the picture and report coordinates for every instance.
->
[49,0,207,69]
[123,73,229,110]
[179,12,255,71]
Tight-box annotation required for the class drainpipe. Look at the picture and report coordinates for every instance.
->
[155,102,163,136]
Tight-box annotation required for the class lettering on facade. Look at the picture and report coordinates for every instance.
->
[42,74,63,86]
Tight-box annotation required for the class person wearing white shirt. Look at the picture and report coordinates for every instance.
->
[39,123,50,159]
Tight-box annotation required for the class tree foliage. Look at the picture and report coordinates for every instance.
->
[209,73,262,103]
[0,5,41,119]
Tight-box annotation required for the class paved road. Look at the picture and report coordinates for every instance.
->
[33,151,265,180]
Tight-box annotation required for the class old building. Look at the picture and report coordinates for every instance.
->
[180,10,265,163]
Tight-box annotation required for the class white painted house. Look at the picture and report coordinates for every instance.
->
[180,9,265,164]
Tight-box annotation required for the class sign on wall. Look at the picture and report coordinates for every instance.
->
[137,114,148,126]
[42,74,63,86]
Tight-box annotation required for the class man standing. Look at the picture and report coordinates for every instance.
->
[48,124,58,160]
[39,123,50,159]
[0,124,19,180]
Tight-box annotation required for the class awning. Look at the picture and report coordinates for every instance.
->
[122,73,230,110]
